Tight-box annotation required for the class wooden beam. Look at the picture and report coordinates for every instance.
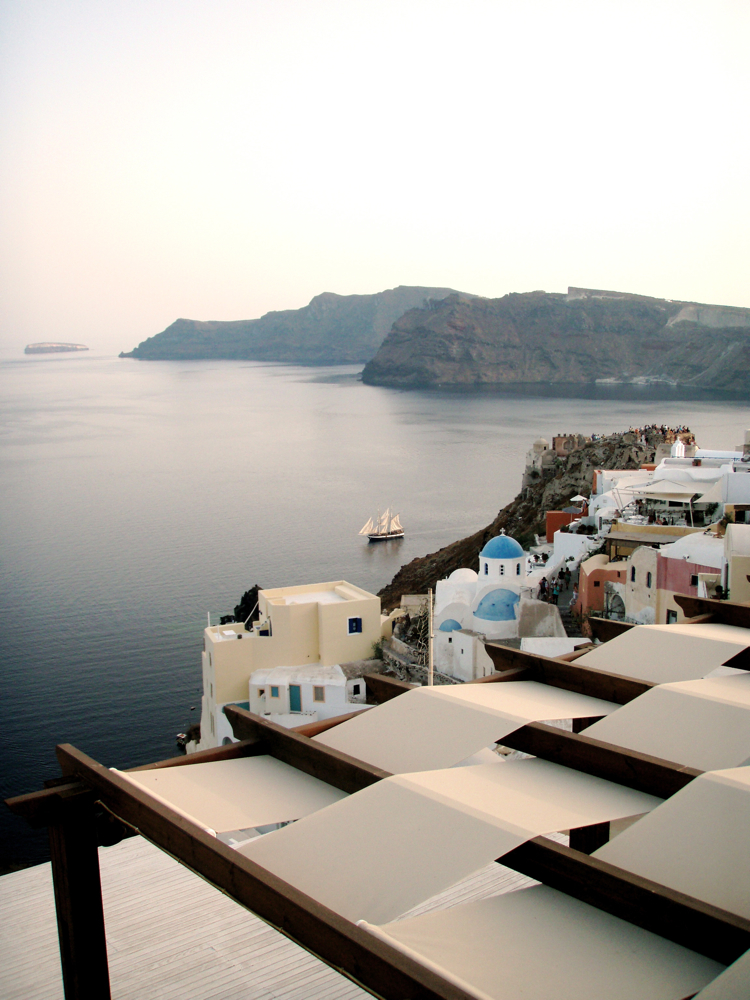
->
[467,666,535,684]
[500,722,701,798]
[501,836,750,965]
[290,709,372,738]
[6,781,93,828]
[128,738,265,771]
[55,743,480,1000]
[483,644,653,704]
[587,617,635,642]
[362,672,415,702]
[675,594,750,630]
[48,796,112,1000]
[569,821,609,854]
[224,705,391,793]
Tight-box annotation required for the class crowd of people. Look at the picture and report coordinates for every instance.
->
[627,424,695,444]
[538,566,575,605]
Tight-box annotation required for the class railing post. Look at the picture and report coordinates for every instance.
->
[48,800,111,1000]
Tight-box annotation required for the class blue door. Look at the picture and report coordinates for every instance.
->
[289,685,301,713]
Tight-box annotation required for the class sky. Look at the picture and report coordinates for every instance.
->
[1,0,749,355]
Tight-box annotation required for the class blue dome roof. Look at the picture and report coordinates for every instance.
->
[474,589,520,622]
[480,534,524,559]
[439,618,463,632]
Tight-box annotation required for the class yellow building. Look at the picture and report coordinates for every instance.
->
[198,581,382,749]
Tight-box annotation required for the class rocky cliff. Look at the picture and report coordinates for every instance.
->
[377,430,660,611]
[361,288,750,393]
[121,286,461,364]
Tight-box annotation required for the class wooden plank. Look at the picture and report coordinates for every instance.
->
[48,799,112,1000]
[362,672,415,702]
[674,594,750,630]
[500,722,701,798]
[224,704,391,793]
[587,617,635,642]
[54,743,480,1000]
[483,644,653,704]
[501,836,750,965]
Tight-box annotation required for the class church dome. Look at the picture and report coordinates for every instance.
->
[533,438,549,451]
[480,534,524,559]
[449,567,478,583]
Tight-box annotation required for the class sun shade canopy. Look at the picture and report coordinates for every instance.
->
[361,885,724,1000]
[118,756,347,834]
[238,758,660,924]
[574,623,750,683]
[583,674,750,770]
[314,681,618,773]
[595,766,750,920]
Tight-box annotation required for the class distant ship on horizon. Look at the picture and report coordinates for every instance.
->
[24,342,89,354]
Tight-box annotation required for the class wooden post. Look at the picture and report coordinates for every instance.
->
[48,801,111,1000]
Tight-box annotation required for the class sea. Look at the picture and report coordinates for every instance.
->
[1,351,748,868]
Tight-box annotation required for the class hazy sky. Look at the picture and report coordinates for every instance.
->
[1,1,748,354]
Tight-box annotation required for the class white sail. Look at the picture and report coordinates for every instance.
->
[358,517,375,536]
[390,513,403,533]
[376,510,390,534]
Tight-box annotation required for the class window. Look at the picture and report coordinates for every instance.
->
[516,563,521,575]
[593,580,601,587]
[352,683,360,695]
[313,686,325,703]
[210,715,215,735]
[666,609,678,624]
[257,688,265,697]
[348,617,363,634]
[210,683,213,699]
[222,737,233,746]
[500,565,505,576]
[270,686,279,698]
[690,575,699,588]
[646,572,652,588]
[448,637,452,643]
[484,563,488,575]
[631,567,636,583]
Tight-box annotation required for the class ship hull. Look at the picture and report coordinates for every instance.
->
[367,531,404,542]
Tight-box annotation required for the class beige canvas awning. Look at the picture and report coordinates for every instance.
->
[119,755,347,834]
[583,674,750,770]
[314,681,618,773]
[624,478,708,503]
[239,758,660,924]
[361,885,724,1000]
[574,623,750,684]
[594,766,750,920]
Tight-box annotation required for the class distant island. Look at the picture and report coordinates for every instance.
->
[119,286,461,365]
[120,283,750,395]
[361,287,750,394]
[25,342,89,355]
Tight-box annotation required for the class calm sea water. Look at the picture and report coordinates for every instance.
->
[1,352,748,867]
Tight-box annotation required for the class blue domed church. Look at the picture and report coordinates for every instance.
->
[434,531,563,680]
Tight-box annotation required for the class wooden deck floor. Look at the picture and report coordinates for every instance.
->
[0,834,535,999]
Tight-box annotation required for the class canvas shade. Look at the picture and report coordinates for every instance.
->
[119,756,347,834]
[594,766,750,919]
[583,674,750,770]
[314,681,618,773]
[360,885,724,1000]
[239,758,659,924]
[574,623,750,684]
[691,949,750,999]
[625,478,707,502]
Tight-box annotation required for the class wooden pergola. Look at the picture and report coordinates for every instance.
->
[7,595,750,1000]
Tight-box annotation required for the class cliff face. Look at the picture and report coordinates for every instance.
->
[377,431,659,611]
[121,286,460,364]
[361,288,750,393]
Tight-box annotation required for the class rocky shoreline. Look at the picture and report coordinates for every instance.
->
[377,430,660,610]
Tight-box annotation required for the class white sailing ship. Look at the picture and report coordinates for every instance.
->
[358,508,404,541]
